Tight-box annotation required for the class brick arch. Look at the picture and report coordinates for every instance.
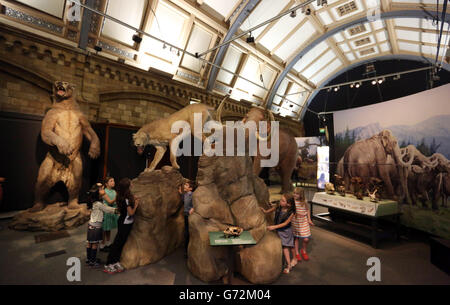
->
[98,90,186,111]
[0,58,53,93]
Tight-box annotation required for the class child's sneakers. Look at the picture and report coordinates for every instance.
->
[103,264,117,274]
[113,262,125,273]
[301,249,309,261]
[89,260,102,269]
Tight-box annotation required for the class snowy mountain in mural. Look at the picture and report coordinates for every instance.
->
[336,114,450,158]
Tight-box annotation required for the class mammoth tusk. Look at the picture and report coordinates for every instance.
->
[215,94,229,125]
[255,109,275,142]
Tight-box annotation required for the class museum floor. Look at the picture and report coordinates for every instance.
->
[0,187,448,285]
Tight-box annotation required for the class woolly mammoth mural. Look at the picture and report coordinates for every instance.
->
[338,130,411,202]
[333,84,450,239]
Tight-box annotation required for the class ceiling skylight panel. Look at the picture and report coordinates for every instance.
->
[398,41,420,53]
[379,42,390,52]
[346,53,356,61]
[274,21,316,61]
[216,46,243,85]
[394,18,420,28]
[318,11,334,25]
[258,5,305,50]
[204,0,240,19]
[181,24,213,72]
[273,78,290,106]
[396,29,420,41]
[340,43,350,52]
[376,31,387,42]
[143,1,187,61]
[102,0,146,46]
[240,0,290,38]
[292,41,328,72]
[301,50,335,79]
[310,58,342,85]
[15,0,65,18]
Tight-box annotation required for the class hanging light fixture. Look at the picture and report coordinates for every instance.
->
[246,32,255,43]
[132,34,142,44]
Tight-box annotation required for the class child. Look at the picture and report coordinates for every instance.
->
[104,178,139,274]
[292,187,314,263]
[86,183,119,268]
[178,180,194,258]
[100,177,117,251]
[261,193,296,274]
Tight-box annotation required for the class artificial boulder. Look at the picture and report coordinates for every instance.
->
[9,203,90,231]
[188,155,282,284]
[120,166,185,269]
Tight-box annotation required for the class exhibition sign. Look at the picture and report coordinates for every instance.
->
[294,137,321,187]
[333,84,450,238]
[317,146,329,189]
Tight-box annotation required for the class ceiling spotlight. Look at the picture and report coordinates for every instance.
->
[94,45,102,53]
[317,0,327,6]
[177,50,180,57]
[333,86,339,92]
[246,33,255,44]
[350,83,355,88]
[290,10,297,18]
[327,88,332,92]
[378,78,384,84]
[393,74,400,80]
[301,7,311,15]
[371,79,377,85]
[132,34,142,44]
[163,43,167,49]
[355,82,361,88]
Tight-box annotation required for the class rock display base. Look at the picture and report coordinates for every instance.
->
[9,203,90,231]
[188,155,282,284]
[120,166,185,269]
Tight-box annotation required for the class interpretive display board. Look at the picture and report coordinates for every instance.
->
[208,231,257,246]
[312,192,399,217]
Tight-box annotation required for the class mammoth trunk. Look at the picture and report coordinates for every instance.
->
[394,147,411,204]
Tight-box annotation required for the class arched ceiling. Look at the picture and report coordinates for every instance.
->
[1,0,449,121]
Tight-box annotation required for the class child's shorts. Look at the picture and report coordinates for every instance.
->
[87,225,103,243]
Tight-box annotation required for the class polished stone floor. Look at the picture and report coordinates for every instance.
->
[0,186,448,285]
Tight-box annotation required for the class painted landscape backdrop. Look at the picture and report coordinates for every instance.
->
[333,84,450,238]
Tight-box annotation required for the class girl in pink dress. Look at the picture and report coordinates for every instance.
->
[292,187,314,264]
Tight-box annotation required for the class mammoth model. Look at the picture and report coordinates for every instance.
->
[217,105,298,194]
[338,130,412,202]
[30,81,100,212]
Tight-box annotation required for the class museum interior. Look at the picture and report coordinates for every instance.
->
[0,0,449,286]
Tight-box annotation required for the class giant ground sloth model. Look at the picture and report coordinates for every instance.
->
[29,81,100,212]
